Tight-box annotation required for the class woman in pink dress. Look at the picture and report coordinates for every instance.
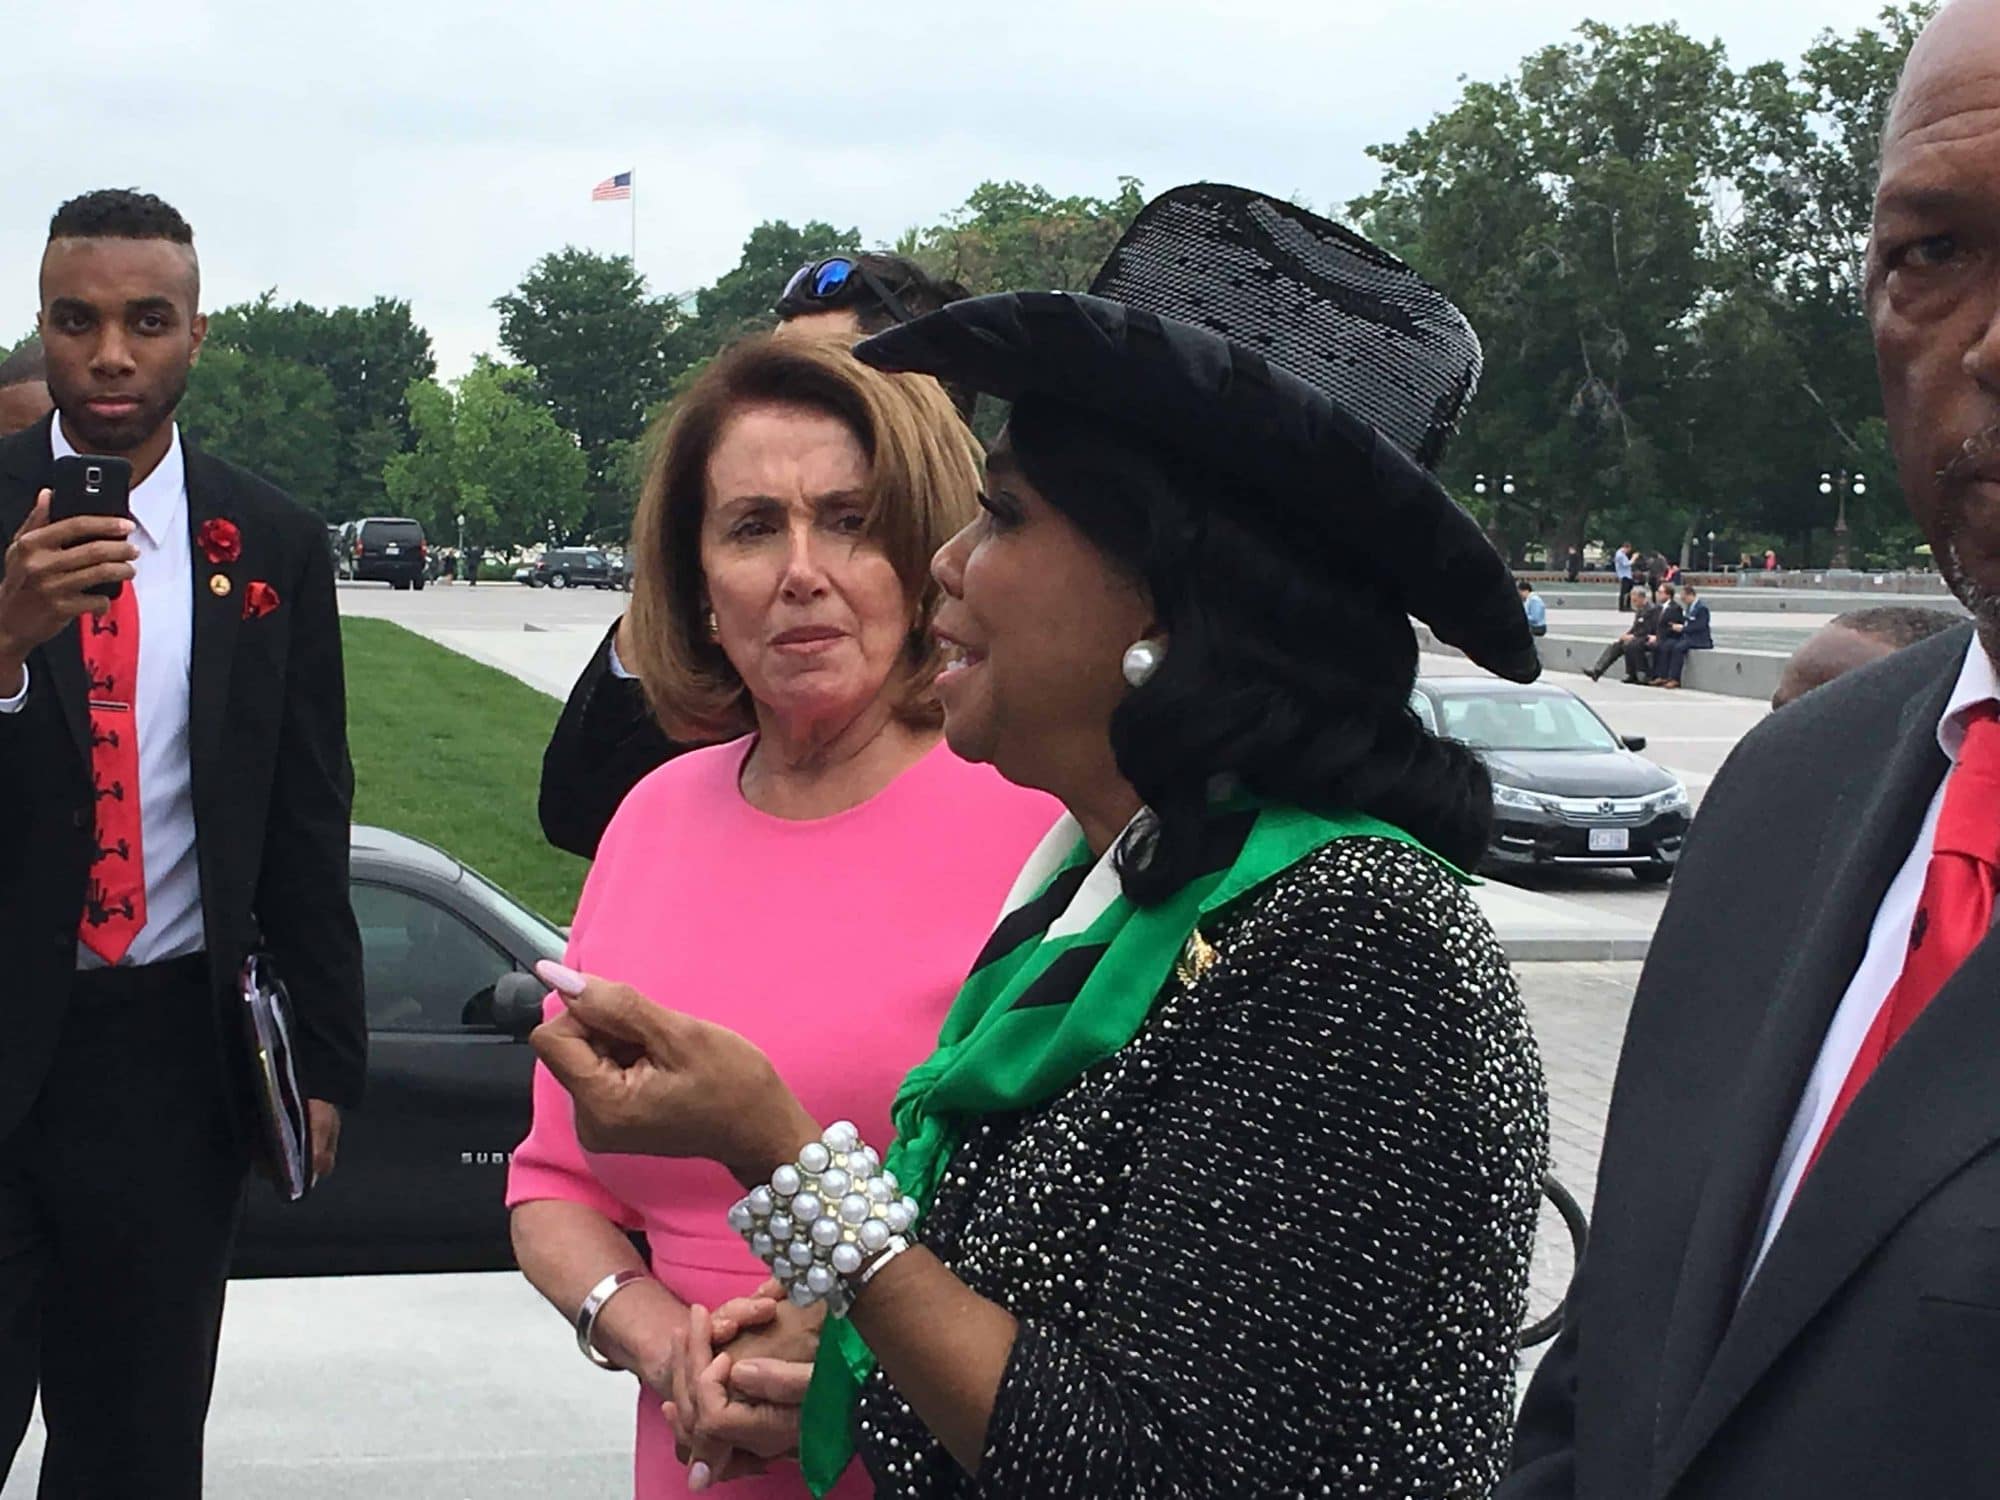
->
[505,335,1056,1500]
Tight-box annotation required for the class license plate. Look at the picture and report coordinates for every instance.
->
[385,544,401,554]
[1589,828,1631,853]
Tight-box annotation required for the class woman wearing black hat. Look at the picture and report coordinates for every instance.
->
[527,186,1549,1499]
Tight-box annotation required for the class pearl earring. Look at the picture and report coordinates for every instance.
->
[1122,638,1166,687]
[705,609,720,640]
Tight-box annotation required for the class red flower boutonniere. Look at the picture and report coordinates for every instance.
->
[241,580,281,621]
[197,518,242,565]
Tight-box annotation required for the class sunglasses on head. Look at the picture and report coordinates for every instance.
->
[775,256,917,325]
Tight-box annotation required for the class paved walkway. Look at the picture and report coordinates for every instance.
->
[2,963,1636,1496]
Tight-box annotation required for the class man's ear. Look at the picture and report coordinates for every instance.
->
[188,311,208,367]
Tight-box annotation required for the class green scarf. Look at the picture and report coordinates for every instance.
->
[798,802,1461,1494]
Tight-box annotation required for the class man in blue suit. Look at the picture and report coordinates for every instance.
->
[1653,584,1711,689]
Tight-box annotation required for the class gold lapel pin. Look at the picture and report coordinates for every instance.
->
[1176,928,1220,988]
[209,573,232,598]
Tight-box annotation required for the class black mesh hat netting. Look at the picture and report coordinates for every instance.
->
[1088,184,1479,471]
[854,184,1538,683]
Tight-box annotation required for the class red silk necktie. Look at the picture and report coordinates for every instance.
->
[78,586,147,963]
[1802,704,2000,1179]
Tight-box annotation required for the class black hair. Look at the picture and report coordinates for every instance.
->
[1834,604,1964,649]
[49,189,194,246]
[0,338,45,387]
[849,253,969,335]
[853,256,976,420]
[778,253,976,419]
[46,189,198,304]
[1517,579,1534,593]
[1006,396,1493,905]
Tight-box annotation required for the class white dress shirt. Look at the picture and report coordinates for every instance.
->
[0,422,204,966]
[1745,632,2000,1286]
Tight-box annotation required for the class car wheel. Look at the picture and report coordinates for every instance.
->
[392,579,410,592]
[1634,864,1674,885]
[414,578,426,591]
[550,573,570,589]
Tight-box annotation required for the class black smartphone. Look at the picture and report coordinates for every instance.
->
[49,454,134,600]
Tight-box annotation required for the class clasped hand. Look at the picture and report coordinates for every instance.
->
[666,1284,822,1489]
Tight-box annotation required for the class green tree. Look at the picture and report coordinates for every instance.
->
[1704,3,1937,563]
[669,219,859,369]
[205,293,435,520]
[1355,22,1738,564]
[384,362,589,547]
[181,346,342,513]
[908,178,1146,294]
[493,249,679,538]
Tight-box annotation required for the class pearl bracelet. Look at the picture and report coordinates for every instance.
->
[728,1120,917,1318]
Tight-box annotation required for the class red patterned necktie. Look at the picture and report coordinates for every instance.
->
[78,586,147,963]
[1802,703,2000,1179]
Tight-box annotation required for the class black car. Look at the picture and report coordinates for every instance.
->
[232,827,565,1278]
[349,516,429,590]
[1410,677,1692,883]
[521,548,618,589]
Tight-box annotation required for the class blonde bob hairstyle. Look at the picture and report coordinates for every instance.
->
[624,333,984,743]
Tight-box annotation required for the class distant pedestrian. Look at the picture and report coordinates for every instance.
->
[1565,546,1583,583]
[1763,547,1780,571]
[464,544,483,586]
[0,338,53,438]
[1652,584,1712,689]
[1627,583,1680,684]
[1519,579,1548,637]
[1585,590,1656,682]
[1614,542,1635,610]
[1771,605,1966,711]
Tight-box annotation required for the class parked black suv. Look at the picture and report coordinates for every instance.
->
[521,548,618,589]
[349,517,428,590]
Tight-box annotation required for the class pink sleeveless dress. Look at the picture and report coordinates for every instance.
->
[507,737,1058,1499]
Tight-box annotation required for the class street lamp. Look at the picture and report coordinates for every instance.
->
[1819,470,1866,569]
[1707,529,1717,573]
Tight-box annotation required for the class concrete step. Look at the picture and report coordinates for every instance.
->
[1416,624,1786,702]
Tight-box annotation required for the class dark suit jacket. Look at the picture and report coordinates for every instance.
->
[0,415,364,1145]
[1505,624,2000,1499]
[1674,599,1713,650]
[537,620,685,859]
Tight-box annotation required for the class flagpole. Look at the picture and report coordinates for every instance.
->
[630,169,637,271]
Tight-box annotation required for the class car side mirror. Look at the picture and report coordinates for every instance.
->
[492,970,548,1041]
[1622,735,1647,752]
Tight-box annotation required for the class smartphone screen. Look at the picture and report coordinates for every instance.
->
[49,454,134,600]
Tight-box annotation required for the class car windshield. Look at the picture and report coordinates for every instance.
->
[461,866,568,954]
[1436,691,1620,752]
[364,520,424,545]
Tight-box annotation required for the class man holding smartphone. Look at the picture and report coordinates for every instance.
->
[0,190,364,1497]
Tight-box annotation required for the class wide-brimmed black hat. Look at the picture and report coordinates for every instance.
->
[853,183,1539,684]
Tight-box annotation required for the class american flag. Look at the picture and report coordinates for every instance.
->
[592,171,633,202]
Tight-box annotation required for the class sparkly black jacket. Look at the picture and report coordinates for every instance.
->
[857,836,1549,1497]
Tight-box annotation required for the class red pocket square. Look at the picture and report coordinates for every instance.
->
[242,580,280,620]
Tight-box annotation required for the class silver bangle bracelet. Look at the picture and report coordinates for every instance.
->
[727,1120,919,1320]
[575,1267,649,1370]
[854,1235,913,1296]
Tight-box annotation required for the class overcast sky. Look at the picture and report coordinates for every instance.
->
[9,0,1903,377]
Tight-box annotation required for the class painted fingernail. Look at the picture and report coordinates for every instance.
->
[534,960,587,997]
[689,1462,712,1491]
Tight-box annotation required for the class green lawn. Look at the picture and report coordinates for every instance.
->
[343,616,586,923]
